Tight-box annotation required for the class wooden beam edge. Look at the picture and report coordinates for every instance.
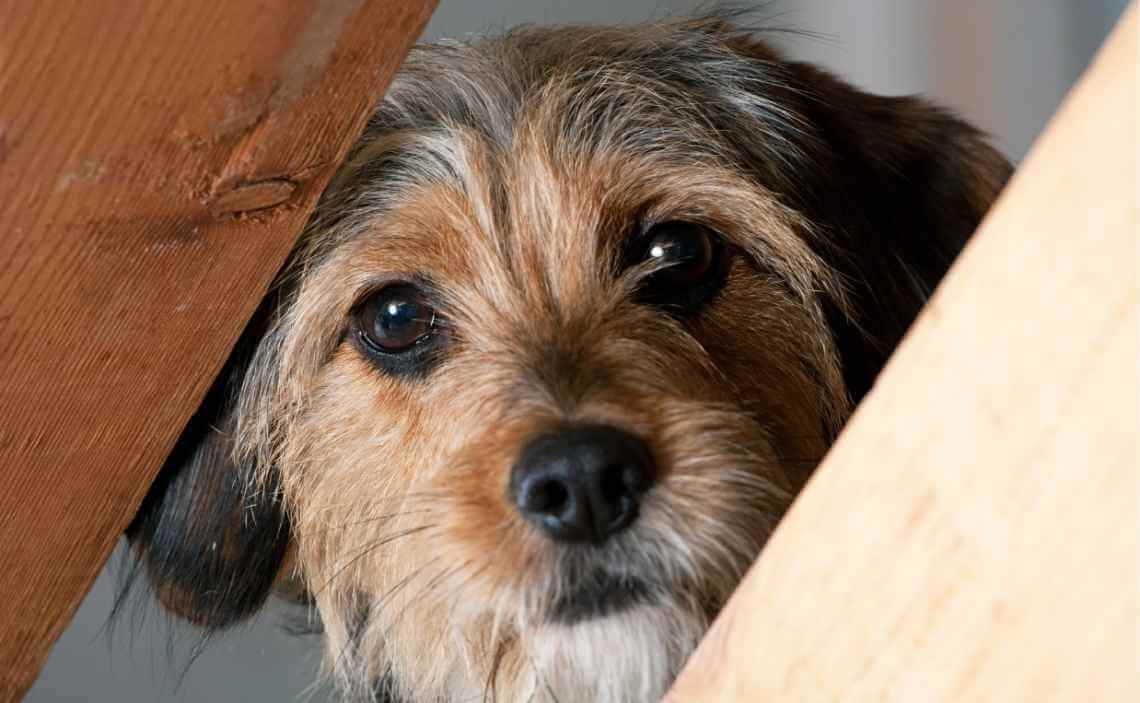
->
[666,4,1137,701]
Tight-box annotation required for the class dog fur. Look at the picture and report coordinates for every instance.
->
[128,12,1010,703]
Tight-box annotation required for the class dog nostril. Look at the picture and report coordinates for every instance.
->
[600,464,628,504]
[525,478,570,515]
[510,425,656,544]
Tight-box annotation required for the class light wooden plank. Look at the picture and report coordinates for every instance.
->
[666,4,1138,701]
[0,1,435,698]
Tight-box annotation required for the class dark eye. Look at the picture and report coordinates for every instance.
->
[632,221,728,312]
[352,283,441,375]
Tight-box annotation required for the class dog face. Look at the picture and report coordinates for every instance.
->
[129,14,1009,703]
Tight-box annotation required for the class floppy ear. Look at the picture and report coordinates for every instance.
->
[126,321,291,630]
[780,59,1014,402]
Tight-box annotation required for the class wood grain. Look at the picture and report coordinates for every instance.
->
[0,0,434,698]
[666,4,1137,702]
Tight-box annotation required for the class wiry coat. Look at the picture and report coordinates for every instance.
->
[128,13,1010,703]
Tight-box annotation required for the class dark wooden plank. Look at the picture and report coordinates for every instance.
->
[0,1,435,697]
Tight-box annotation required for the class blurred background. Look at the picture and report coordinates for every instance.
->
[27,1,1130,701]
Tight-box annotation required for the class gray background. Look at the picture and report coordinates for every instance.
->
[27,1,1129,701]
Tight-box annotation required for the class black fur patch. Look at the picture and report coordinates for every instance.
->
[126,304,290,630]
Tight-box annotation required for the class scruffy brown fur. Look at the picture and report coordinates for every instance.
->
[128,12,1010,703]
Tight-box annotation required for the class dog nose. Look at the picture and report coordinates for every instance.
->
[511,425,655,544]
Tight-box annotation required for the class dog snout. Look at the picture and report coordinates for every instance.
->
[511,425,656,544]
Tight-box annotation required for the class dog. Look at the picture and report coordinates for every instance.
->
[127,11,1010,703]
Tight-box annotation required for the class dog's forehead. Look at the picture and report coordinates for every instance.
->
[298,18,829,321]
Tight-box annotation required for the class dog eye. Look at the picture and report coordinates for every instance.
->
[355,283,436,354]
[633,221,728,312]
[643,221,716,283]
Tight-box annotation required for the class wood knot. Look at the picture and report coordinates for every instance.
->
[209,178,298,218]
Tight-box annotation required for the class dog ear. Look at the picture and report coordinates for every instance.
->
[126,320,291,630]
[778,57,1013,403]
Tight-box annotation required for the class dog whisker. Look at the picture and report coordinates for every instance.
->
[377,560,471,646]
[305,490,449,515]
[314,524,439,597]
[308,508,438,534]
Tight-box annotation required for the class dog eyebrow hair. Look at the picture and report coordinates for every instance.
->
[342,20,812,195]
[288,20,826,294]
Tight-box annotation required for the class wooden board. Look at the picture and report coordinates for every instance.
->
[666,4,1137,701]
[0,1,435,698]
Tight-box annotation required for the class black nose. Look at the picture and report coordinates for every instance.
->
[511,425,656,544]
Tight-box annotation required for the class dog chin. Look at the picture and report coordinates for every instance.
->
[516,600,708,703]
[548,571,654,625]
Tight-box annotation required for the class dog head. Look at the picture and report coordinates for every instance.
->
[129,14,1009,702]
